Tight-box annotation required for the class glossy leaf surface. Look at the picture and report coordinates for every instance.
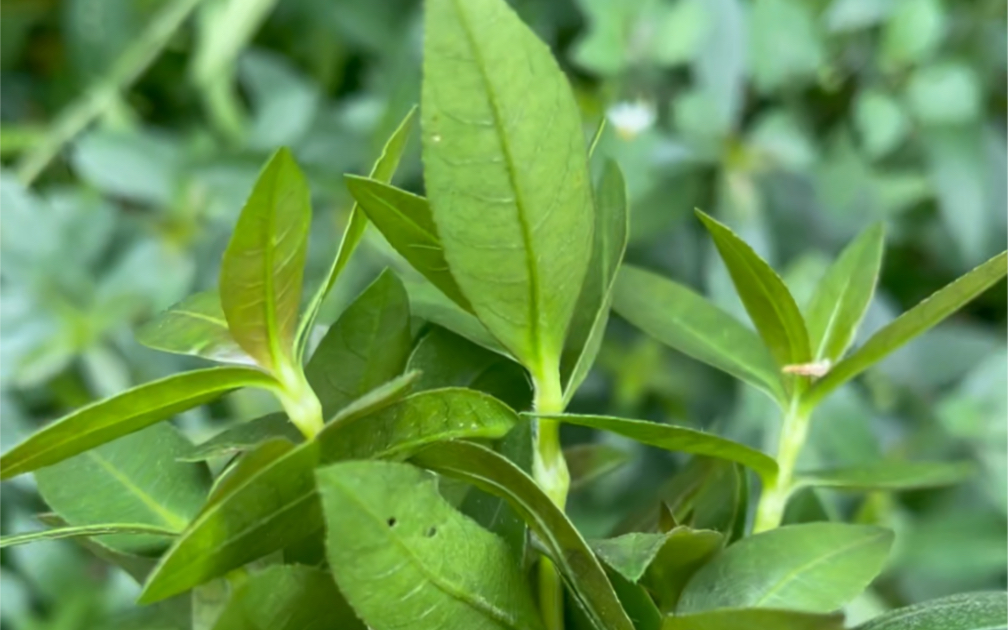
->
[854,592,1008,630]
[317,460,544,630]
[412,440,635,630]
[612,265,786,404]
[137,290,253,365]
[423,0,594,373]
[0,367,275,479]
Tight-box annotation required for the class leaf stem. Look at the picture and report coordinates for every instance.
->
[753,395,810,532]
[532,364,569,630]
[275,364,324,440]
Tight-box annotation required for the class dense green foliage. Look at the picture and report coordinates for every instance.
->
[1,0,1006,629]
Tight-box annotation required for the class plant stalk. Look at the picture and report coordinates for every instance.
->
[276,365,324,440]
[753,395,810,533]
[532,365,569,630]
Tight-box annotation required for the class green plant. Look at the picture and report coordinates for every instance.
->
[1,0,1005,629]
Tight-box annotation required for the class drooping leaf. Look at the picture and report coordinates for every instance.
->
[0,367,275,479]
[612,265,786,404]
[0,522,176,549]
[566,443,633,491]
[533,413,778,485]
[140,387,514,602]
[562,159,630,402]
[344,177,472,311]
[316,460,544,630]
[210,565,365,630]
[853,592,1008,630]
[305,269,412,416]
[179,413,302,462]
[411,440,635,630]
[422,0,594,375]
[663,609,844,630]
[136,291,252,366]
[35,424,211,554]
[794,461,975,492]
[696,209,811,370]
[805,223,885,363]
[219,147,311,373]
[295,107,417,358]
[804,251,1008,408]
[407,326,532,410]
[677,523,893,613]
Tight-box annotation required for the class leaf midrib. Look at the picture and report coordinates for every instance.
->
[87,450,189,531]
[451,0,543,369]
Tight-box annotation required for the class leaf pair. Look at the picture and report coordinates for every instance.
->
[614,212,1007,410]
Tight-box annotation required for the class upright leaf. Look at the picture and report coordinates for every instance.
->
[663,609,844,630]
[853,592,1008,630]
[344,177,472,311]
[696,210,811,369]
[423,0,594,374]
[211,565,365,630]
[137,291,254,365]
[805,224,885,362]
[612,265,786,405]
[677,523,893,613]
[0,367,276,479]
[533,413,778,485]
[220,147,310,373]
[35,424,211,554]
[295,107,417,358]
[316,460,544,630]
[794,461,975,493]
[411,440,635,630]
[805,251,1008,408]
[305,269,412,415]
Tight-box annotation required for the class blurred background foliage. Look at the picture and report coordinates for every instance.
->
[0,0,1004,627]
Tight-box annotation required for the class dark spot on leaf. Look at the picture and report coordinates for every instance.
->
[387,517,397,527]
[426,526,437,537]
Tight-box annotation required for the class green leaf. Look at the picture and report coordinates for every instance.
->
[696,210,811,371]
[179,413,303,462]
[407,326,532,411]
[607,569,662,630]
[411,440,635,630]
[794,461,975,492]
[140,386,512,602]
[295,107,417,359]
[34,513,160,584]
[344,177,472,311]
[533,413,778,485]
[316,460,543,630]
[219,147,310,373]
[612,265,786,404]
[804,251,1008,408]
[663,609,844,630]
[0,367,276,479]
[805,223,885,363]
[35,424,211,554]
[406,278,510,356]
[210,565,365,630]
[422,0,594,374]
[562,159,630,403]
[305,269,412,416]
[677,523,893,613]
[137,291,254,365]
[0,522,176,549]
[566,443,632,491]
[853,592,1008,630]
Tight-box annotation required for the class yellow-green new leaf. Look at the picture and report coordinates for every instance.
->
[412,440,635,630]
[612,265,786,405]
[696,210,811,370]
[533,413,779,485]
[0,367,276,479]
[137,291,254,365]
[344,177,472,311]
[317,460,544,630]
[220,147,311,373]
[296,107,417,358]
[423,0,594,375]
[805,223,885,363]
[805,251,1008,409]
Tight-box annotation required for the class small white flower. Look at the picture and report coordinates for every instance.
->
[606,100,657,139]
